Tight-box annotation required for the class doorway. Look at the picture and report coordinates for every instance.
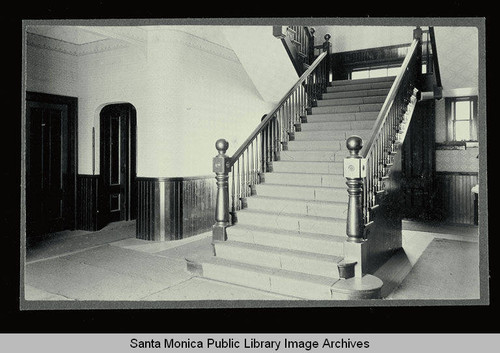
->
[25,92,77,237]
[99,103,137,227]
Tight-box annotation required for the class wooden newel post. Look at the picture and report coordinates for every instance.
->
[213,139,230,241]
[344,136,366,243]
[323,33,332,85]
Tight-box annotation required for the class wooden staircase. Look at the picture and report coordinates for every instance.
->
[187,76,397,300]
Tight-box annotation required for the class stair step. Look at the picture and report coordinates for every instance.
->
[322,88,390,100]
[317,95,387,107]
[214,240,344,278]
[332,76,396,86]
[305,111,379,123]
[246,195,348,218]
[287,140,344,151]
[255,183,346,202]
[280,150,347,162]
[301,120,375,132]
[200,256,339,299]
[264,172,346,188]
[194,256,383,299]
[227,224,345,256]
[236,208,346,236]
[326,80,393,93]
[294,129,372,141]
[311,102,383,115]
[272,160,344,174]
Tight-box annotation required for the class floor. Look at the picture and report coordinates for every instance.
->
[22,219,481,306]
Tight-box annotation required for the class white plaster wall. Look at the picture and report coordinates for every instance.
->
[222,26,298,104]
[26,27,274,178]
[145,28,273,177]
[25,45,79,97]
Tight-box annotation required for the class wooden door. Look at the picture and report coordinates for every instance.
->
[26,100,71,236]
[401,99,436,221]
[99,104,136,226]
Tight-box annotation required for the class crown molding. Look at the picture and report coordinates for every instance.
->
[150,28,239,63]
[27,32,131,56]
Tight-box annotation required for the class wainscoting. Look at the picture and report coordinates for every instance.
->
[136,176,216,241]
[76,174,99,231]
[434,172,478,225]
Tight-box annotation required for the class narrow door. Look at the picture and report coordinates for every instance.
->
[26,100,71,236]
[99,104,136,226]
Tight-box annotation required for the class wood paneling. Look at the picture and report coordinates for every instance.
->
[136,176,216,241]
[434,172,478,225]
[365,148,404,273]
[76,174,99,231]
[331,44,410,80]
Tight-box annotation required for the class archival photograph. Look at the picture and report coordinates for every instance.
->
[20,18,487,309]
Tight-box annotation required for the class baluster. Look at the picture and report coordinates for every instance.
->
[344,136,366,243]
[213,139,230,241]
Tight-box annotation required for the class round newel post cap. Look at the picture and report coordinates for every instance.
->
[346,136,363,155]
[215,139,229,154]
[324,33,331,41]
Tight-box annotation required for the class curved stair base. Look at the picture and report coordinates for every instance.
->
[186,255,383,300]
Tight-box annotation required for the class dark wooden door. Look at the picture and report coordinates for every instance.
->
[401,99,436,221]
[99,104,136,226]
[26,101,71,236]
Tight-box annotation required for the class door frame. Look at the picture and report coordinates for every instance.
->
[25,91,78,233]
[98,103,137,228]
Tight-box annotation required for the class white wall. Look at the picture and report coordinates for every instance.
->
[25,45,79,97]
[26,26,275,178]
[222,26,298,104]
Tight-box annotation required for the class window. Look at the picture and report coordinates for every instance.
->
[446,96,478,142]
[351,66,401,80]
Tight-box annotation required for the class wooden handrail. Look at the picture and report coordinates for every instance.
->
[230,51,328,164]
[361,39,419,158]
[428,27,442,88]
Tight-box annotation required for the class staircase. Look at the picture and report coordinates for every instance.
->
[187,76,397,300]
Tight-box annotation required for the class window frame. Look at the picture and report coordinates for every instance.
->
[445,96,478,142]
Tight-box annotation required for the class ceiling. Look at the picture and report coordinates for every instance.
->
[25,24,480,93]
[26,26,109,45]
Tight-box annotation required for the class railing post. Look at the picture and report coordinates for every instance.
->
[344,136,366,243]
[212,139,231,241]
[323,33,332,86]
[413,26,423,91]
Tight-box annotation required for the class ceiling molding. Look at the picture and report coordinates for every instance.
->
[152,28,239,63]
[26,32,131,56]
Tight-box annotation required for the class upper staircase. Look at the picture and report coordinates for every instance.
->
[187,26,439,300]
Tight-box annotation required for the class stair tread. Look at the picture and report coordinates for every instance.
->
[248,194,347,206]
[332,76,396,85]
[198,256,340,287]
[237,207,346,223]
[229,223,346,242]
[215,240,344,263]
[258,182,344,190]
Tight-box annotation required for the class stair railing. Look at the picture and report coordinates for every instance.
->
[344,28,423,243]
[212,43,331,241]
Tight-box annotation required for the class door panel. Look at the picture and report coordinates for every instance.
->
[26,101,70,236]
[99,104,136,226]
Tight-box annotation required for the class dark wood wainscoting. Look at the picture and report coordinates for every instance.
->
[136,176,216,241]
[76,174,99,231]
[434,172,479,225]
[331,44,409,80]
